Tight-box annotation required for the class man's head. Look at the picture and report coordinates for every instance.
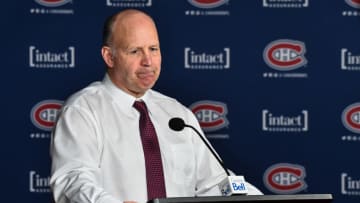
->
[101,9,161,98]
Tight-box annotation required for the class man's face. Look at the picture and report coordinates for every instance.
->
[105,13,161,97]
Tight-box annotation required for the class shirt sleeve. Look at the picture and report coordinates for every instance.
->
[50,105,120,203]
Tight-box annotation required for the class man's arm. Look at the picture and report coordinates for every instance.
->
[50,106,120,203]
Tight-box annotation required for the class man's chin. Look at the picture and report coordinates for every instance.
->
[140,81,155,90]
[132,85,153,96]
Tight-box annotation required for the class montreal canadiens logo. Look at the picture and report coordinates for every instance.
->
[188,0,228,9]
[345,0,360,8]
[264,163,307,194]
[30,100,63,131]
[263,39,307,71]
[190,100,229,132]
[35,0,71,7]
[342,103,360,134]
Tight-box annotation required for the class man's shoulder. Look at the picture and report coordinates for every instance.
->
[148,89,193,114]
[64,81,106,107]
[148,89,179,104]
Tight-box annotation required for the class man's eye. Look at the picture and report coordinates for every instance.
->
[129,49,138,54]
[150,47,159,52]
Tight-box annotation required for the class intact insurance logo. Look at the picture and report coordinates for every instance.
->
[190,100,229,139]
[263,0,309,8]
[185,47,230,70]
[341,48,360,71]
[29,170,50,193]
[341,173,360,196]
[263,39,308,78]
[30,0,74,15]
[262,109,308,132]
[264,163,307,194]
[106,0,152,7]
[30,100,63,139]
[342,0,360,17]
[185,0,230,16]
[341,102,360,142]
[29,46,75,69]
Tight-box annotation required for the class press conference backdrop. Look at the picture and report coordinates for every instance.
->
[2,0,360,202]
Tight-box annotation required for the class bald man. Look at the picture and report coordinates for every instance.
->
[50,9,262,203]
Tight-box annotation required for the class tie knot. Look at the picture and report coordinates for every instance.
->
[133,100,148,114]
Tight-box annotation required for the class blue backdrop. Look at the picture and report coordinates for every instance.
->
[2,0,360,202]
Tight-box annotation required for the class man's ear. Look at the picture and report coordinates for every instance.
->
[101,46,114,68]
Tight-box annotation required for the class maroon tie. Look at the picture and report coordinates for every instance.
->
[133,101,167,200]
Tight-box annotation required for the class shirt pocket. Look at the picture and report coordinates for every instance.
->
[168,146,195,184]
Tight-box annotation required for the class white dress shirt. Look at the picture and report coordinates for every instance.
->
[50,74,262,203]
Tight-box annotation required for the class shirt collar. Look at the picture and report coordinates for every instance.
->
[102,74,153,115]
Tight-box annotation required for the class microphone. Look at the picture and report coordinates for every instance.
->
[168,117,186,131]
[168,117,248,196]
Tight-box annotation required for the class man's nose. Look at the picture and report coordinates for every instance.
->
[141,52,152,66]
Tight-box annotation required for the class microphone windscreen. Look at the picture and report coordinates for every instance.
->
[168,117,185,131]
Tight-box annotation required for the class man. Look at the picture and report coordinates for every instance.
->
[50,9,261,203]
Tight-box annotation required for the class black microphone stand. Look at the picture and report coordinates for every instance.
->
[184,124,230,176]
